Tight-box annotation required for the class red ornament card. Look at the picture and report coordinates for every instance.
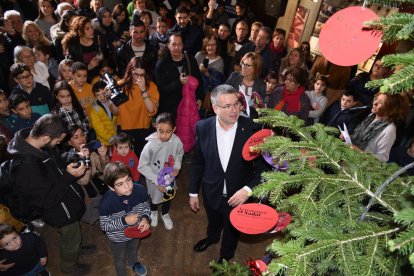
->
[242,129,272,161]
[319,6,382,66]
[230,203,278,234]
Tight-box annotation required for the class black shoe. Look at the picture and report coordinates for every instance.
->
[38,269,51,276]
[61,262,91,275]
[193,238,218,252]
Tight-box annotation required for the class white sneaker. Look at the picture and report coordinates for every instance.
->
[161,213,173,230]
[31,218,45,228]
[150,211,158,227]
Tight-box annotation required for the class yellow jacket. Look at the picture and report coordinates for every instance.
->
[90,102,118,146]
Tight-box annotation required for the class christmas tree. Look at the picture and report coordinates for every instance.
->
[212,0,414,274]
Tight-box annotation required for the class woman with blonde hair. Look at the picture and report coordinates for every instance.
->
[279,47,306,78]
[22,21,52,48]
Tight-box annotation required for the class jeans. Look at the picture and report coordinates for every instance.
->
[22,261,46,276]
[58,220,81,271]
[109,239,140,276]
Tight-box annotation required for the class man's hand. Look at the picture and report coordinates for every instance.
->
[125,213,139,225]
[0,259,14,272]
[189,196,199,213]
[227,188,249,207]
[66,162,86,177]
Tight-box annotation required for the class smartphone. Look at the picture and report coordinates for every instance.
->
[203,58,209,68]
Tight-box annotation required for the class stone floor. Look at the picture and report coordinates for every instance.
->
[36,162,276,275]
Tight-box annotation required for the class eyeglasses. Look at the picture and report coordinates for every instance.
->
[215,102,241,111]
[17,73,33,80]
[301,46,309,51]
[132,72,145,77]
[240,62,253,68]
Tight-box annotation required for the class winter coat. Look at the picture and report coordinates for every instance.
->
[7,129,85,227]
[176,76,200,152]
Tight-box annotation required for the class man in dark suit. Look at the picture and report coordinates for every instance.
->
[189,84,263,262]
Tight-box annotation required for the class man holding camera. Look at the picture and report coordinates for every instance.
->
[7,114,91,275]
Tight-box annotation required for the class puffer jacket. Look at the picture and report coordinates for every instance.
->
[175,76,200,152]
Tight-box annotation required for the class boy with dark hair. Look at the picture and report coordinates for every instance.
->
[0,90,13,141]
[10,63,53,116]
[110,132,140,183]
[90,81,119,146]
[69,62,96,120]
[7,114,91,274]
[7,93,41,134]
[0,223,50,276]
[321,90,363,134]
[99,161,150,276]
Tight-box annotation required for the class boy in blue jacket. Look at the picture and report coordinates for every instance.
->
[99,162,150,276]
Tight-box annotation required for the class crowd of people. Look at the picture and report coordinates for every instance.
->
[0,0,413,275]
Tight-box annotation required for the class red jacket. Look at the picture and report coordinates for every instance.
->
[111,149,140,182]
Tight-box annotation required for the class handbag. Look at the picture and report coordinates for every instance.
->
[0,204,25,232]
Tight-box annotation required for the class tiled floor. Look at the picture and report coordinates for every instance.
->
[37,163,276,275]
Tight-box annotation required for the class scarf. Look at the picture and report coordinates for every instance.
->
[351,113,389,150]
[275,86,305,113]
[270,41,285,54]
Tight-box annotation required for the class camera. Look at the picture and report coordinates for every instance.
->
[103,73,129,106]
[71,154,91,168]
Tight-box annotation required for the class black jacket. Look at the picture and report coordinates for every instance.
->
[116,39,157,77]
[166,23,204,56]
[7,129,85,227]
[154,51,204,117]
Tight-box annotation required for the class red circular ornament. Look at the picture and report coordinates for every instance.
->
[230,203,278,234]
[124,227,152,239]
[319,6,382,66]
[270,212,292,233]
[242,129,272,161]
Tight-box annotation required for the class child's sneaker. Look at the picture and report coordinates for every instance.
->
[150,211,158,227]
[31,218,45,228]
[132,262,147,276]
[161,213,173,230]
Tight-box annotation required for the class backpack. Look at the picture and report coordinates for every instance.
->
[0,156,41,222]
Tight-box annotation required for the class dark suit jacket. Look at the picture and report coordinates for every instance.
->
[189,116,262,210]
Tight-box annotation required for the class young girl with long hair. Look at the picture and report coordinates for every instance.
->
[52,80,89,135]
[305,73,328,124]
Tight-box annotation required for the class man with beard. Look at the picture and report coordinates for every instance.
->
[7,114,91,274]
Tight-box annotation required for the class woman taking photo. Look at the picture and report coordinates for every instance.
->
[225,52,265,118]
[351,93,407,162]
[267,66,311,122]
[195,35,225,95]
[118,57,159,156]
[50,9,77,61]
[62,16,107,80]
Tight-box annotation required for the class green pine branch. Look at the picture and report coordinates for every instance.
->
[364,13,414,42]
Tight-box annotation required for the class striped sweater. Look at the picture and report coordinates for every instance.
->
[99,185,150,243]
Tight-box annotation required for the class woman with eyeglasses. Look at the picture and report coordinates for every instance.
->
[225,52,265,118]
[267,66,311,122]
[117,57,160,156]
